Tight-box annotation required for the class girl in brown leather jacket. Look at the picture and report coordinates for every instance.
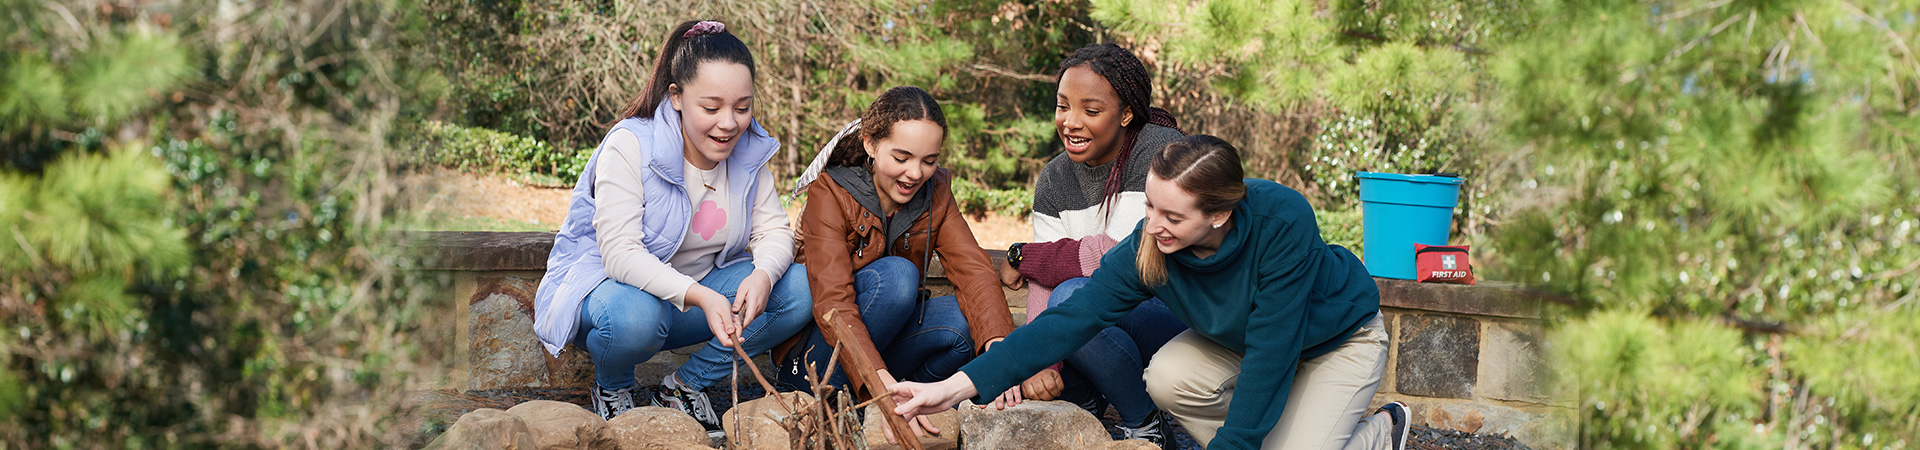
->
[777,86,1046,441]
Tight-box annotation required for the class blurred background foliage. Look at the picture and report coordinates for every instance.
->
[4,0,1918,447]
[1,0,454,447]
[1489,0,1920,446]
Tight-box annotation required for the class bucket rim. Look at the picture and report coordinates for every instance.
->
[1354,171,1464,185]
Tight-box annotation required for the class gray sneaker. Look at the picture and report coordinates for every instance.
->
[1117,409,1172,450]
[652,378,723,438]
[590,383,636,420]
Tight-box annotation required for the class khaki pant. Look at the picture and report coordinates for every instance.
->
[1143,316,1391,450]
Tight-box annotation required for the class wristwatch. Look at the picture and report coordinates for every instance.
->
[1006,243,1025,269]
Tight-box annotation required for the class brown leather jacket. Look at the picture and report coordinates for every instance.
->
[777,166,1014,394]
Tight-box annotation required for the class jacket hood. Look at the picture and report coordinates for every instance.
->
[824,164,934,250]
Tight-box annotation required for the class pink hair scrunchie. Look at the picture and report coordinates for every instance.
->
[684,20,726,37]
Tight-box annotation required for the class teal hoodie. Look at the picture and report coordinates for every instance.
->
[961,178,1380,450]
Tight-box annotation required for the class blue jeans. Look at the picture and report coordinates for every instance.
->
[1048,276,1187,426]
[778,256,974,389]
[574,261,812,391]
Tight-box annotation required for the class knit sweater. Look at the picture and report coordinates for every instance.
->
[962,178,1381,450]
[1018,123,1182,310]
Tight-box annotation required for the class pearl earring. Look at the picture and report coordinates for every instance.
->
[1212,223,1222,229]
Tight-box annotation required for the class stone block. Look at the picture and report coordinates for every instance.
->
[1395,314,1479,399]
[548,345,595,390]
[470,276,549,390]
[1478,320,1554,404]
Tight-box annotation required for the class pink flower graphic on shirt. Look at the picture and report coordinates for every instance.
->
[691,200,726,241]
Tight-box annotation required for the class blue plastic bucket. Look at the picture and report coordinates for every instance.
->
[1354,172,1464,280]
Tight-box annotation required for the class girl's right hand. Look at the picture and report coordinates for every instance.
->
[688,286,740,347]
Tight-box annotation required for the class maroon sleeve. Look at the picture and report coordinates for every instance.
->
[1016,237,1086,288]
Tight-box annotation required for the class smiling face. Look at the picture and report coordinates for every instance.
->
[670,61,755,170]
[1142,172,1232,255]
[1054,66,1134,167]
[865,119,945,215]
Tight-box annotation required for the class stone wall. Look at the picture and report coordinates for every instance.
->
[403,231,1572,449]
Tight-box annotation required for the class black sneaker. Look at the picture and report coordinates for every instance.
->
[1073,394,1109,417]
[1377,401,1410,450]
[1117,409,1172,450]
[590,383,636,420]
[653,376,724,438]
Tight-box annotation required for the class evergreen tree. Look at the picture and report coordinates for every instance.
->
[1,0,448,446]
[1492,0,1920,446]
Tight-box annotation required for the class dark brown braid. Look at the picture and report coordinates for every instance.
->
[1058,43,1181,213]
[826,86,948,167]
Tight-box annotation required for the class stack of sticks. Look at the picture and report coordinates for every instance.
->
[723,310,922,450]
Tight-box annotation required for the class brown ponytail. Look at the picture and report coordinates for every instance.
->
[1136,135,1246,286]
[619,20,757,120]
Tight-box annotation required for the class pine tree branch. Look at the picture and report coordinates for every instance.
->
[1663,11,1748,65]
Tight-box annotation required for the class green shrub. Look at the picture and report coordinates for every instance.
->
[419,121,592,183]
[949,176,1034,217]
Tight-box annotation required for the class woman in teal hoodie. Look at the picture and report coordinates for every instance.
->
[887,135,1411,450]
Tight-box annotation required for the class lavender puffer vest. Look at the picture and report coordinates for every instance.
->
[533,100,780,355]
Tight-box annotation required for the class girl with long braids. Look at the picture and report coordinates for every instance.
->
[891,135,1413,450]
[531,20,812,435]
[775,86,1052,443]
[993,42,1190,448]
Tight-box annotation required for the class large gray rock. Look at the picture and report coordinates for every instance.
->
[861,405,961,450]
[719,391,815,450]
[607,407,713,450]
[470,279,549,390]
[425,408,539,450]
[504,400,614,450]
[959,400,1111,450]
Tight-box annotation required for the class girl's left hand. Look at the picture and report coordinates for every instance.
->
[734,270,773,331]
[998,260,1027,290]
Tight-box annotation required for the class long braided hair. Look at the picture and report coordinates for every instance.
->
[1059,43,1181,213]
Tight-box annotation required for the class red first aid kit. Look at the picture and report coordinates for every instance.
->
[1414,244,1475,285]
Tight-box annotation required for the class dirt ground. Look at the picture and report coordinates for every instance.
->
[407,170,1032,249]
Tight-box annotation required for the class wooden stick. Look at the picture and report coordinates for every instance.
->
[822,310,924,450]
[730,343,792,414]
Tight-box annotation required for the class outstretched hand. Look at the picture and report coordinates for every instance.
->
[889,372,979,420]
[875,369,941,443]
